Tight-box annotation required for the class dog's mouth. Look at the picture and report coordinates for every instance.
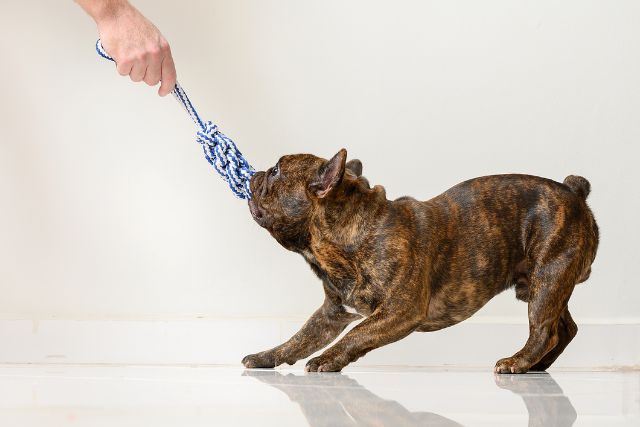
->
[248,198,263,222]
[248,173,268,228]
[248,198,273,229]
[248,170,279,230]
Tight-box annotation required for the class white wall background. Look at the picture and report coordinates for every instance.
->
[0,1,638,366]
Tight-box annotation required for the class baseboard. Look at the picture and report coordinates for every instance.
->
[0,318,638,368]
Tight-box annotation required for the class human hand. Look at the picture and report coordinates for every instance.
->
[78,0,177,96]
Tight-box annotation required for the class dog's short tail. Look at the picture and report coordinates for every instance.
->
[563,175,591,199]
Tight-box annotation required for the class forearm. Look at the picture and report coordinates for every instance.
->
[242,300,360,368]
[75,0,131,24]
[272,307,352,363]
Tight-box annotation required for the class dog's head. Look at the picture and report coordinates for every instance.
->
[248,149,364,250]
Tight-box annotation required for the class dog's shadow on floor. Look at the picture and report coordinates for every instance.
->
[243,369,577,427]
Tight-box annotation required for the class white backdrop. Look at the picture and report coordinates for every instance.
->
[0,1,638,365]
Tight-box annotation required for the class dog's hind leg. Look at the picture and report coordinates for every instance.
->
[529,308,578,371]
[511,271,578,371]
[495,254,579,374]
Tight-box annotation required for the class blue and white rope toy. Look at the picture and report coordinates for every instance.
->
[96,40,255,199]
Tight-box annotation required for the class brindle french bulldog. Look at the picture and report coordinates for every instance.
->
[244,149,599,373]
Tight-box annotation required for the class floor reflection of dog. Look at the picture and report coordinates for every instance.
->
[244,370,577,427]
[494,373,577,427]
[244,370,463,427]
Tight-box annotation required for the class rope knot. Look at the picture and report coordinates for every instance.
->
[196,121,255,199]
[202,121,219,136]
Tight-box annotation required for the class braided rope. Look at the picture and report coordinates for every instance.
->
[96,40,255,199]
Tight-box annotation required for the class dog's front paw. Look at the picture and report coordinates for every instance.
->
[494,356,531,374]
[305,354,347,372]
[242,351,277,369]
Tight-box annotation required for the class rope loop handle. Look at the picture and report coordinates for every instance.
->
[95,39,254,199]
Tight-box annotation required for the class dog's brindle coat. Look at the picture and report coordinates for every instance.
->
[244,149,599,373]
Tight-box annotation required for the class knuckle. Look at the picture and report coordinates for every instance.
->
[149,46,162,57]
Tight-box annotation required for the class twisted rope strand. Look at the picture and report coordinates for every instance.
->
[95,40,255,199]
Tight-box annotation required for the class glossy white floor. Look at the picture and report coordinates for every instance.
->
[0,365,637,426]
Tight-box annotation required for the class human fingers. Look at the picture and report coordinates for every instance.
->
[129,55,147,82]
[143,46,163,86]
[158,50,177,96]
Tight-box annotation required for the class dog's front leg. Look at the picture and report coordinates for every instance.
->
[305,304,423,372]
[242,299,360,369]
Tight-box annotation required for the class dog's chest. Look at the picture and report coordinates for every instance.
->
[301,248,375,315]
[301,248,354,283]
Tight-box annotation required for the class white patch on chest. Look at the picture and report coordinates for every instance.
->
[342,304,360,315]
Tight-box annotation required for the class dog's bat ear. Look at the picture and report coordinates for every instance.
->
[310,149,347,198]
[346,159,363,177]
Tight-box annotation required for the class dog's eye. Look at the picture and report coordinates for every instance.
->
[270,165,279,177]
